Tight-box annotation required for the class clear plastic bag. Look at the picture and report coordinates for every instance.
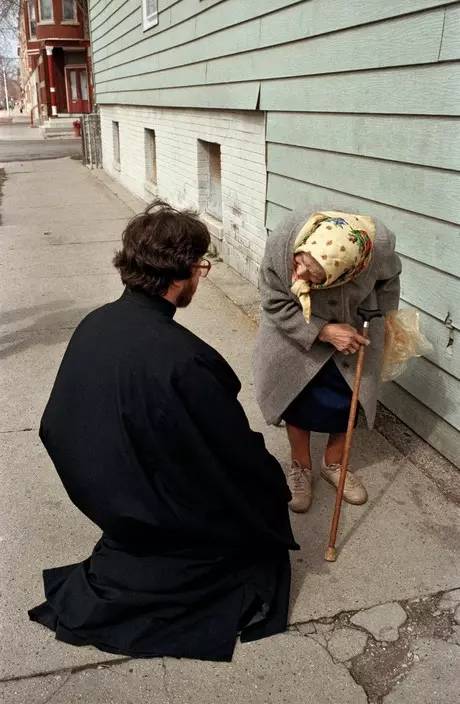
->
[381,309,433,382]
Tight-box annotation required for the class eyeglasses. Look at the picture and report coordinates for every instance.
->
[192,258,212,278]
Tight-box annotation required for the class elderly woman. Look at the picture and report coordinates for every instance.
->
[254,206,401,513]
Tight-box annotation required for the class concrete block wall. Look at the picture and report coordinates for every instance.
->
[99,105,267,286]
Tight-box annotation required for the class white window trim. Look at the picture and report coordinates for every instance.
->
[144,128,158,191]
[142,0,158,31]
[61,0,78,23]
[38,0,54,23]
[28,0,37,38]
[113,121,121,171]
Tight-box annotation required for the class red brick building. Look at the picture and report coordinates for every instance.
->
[19,0,92,125]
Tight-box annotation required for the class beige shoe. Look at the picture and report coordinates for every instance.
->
[287,461,313,513]
[320,460,368,505]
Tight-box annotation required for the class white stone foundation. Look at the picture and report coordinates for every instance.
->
[99,105,267,286]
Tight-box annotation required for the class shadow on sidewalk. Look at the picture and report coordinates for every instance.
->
[0,303,94,359]
[0,300,74,326]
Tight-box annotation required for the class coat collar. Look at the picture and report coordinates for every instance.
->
[120,287,176,318]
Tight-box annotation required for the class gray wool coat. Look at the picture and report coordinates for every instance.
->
[254,205,402,429]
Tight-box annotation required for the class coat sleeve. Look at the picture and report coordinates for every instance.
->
[173,351,298,550]
[259,249,327,352]
[374,232,402,316]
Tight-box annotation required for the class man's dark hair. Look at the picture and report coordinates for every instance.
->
[113,200,210,296]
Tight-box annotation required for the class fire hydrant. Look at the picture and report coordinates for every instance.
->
[73,120,81,138]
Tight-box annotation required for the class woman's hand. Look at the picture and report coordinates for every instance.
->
[319,323,369,355]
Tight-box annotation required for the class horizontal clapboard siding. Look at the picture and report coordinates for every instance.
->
[379,383,460,466]
[266,177,460,280]
[94,83,261,110]
[398,257,459,330]
[90,0,458,73]
[266,113,460,171]
[397,357,460,430]
[91,0,302,67]
[399,303,460,380]
[266,143,460,224]
[89,0,460,463]
[95,9,445,88]
[260,64,460,115]
[440,4,460,58]
[90,2,460,108]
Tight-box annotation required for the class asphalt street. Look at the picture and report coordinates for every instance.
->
[0,115,82,162]
[0,138,82,162]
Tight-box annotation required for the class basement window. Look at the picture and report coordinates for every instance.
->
[113,121,120,171]
[142,0,158,30]
[144,128,157,191]
[198,140,222,222]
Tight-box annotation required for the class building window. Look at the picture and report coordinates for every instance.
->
[39,0,53,22]
[113,122,120,171]
[62,0,77,21]
[28,0,37,37]
[144,129,157,189]
[142,0,158,31]
[198,140,222,221]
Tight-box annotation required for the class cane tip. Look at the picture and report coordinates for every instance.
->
[325,547,337,562]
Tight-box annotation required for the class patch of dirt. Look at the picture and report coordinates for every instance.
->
[349,593,455,703]
[295,590,458,704]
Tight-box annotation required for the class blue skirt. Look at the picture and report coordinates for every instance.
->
[282,359,354,434]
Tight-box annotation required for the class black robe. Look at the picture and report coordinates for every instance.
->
[29,288,299,662]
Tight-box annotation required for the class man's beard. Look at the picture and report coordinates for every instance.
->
[176,279,196,308]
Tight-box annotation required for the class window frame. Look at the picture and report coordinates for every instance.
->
[28,0,37,38]
[113,121,121,171]
[61,0,78,23]
[142,0,158,31]
[144,128,158,191]
[197,139,223,222]
[38,0,54,24]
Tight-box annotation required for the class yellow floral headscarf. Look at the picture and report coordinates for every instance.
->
[291,211,376,322]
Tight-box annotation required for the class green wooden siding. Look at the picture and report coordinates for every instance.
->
[266,143,460,224]
[260,64,460,115]
[266,113,460,172]
[89,0,460,464]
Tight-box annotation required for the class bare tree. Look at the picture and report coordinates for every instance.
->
[0,0,20,57]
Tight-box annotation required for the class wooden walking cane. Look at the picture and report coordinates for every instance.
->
[324,308,382,562]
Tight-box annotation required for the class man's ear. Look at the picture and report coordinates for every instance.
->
[169,279,183,291]
[163,279,183,303]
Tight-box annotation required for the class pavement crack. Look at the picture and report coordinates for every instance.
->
[0,657,131,684]
[39,671,73,704]
[0,427,37,434]
[161,658,173,704]
[293,589,460,703]
[304,631,370,701]
[346,667,373,704]
[291,586,459,633]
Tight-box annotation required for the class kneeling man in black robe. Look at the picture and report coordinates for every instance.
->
[29,200,298,662]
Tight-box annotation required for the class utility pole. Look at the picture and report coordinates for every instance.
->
[2,58,10,116]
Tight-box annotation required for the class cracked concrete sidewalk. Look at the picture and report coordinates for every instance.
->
[1,154,459,704]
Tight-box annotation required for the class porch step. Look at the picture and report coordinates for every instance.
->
[40,117,81,139]
[43,130,80,140]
